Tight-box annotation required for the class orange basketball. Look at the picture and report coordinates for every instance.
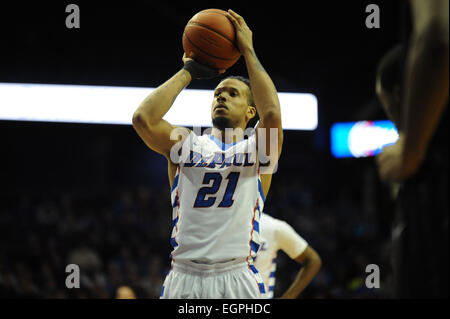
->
[182,9,241,70]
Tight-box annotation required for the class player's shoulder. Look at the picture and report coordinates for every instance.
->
[262,213,299,237]
[260,213,287,229]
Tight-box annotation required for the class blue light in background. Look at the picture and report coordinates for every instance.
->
[330,120,399,158]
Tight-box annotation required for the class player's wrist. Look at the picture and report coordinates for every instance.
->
[182,60,220,80]
[179,68,192,83]
[241,46,255,59]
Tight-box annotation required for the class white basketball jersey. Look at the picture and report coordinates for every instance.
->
[169,131,265,266]
[254,213,308,298]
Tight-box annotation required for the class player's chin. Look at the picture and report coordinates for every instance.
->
[212,116,231,130]
[212,115,228,122]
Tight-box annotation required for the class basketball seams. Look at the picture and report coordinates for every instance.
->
[187,21,238,51]
[183,32,240,62]
[184,24,240,58]
[195,9,233,26]
[183,8,241,69]
[189,9,239,52]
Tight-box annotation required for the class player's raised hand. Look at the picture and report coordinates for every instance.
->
[226,9,254,55]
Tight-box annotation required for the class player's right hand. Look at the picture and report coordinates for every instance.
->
[225,10,254,55]
[182,53,225,80]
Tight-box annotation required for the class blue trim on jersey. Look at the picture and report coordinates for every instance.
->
[269,285,274,292]
[253,220,260,234]
[258,283,266,294]
[171,174,179,193]
[258,179,265,203]
[170,237,178,248]
[270,271,276,278]
[249,264,258,274]
[172,195,178,208]
[160,286,165,297]
[208,134,245,151]
[250,240,260,253]
[172,216,178,228]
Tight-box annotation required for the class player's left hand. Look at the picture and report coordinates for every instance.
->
[376,134,424,182]
[226,9,254,55]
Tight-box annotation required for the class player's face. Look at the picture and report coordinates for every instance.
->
[212,79,251,129]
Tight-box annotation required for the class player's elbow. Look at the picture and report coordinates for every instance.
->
[260,109,283,139]
[268,110,284,145]
[261,108,281,125]
[306,249,322,271]
[313,254,322,270]
[132,110,152,130]
[132,110,144,127]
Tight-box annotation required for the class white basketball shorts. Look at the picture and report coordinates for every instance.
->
[160,259,267,299]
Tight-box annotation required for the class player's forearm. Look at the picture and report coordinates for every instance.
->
[242,48,281,118]
[243,48,283,165]
[401,25,449,160]
[281,257,322,299]
[133,69,192,126]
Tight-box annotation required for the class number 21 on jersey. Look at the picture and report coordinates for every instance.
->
[194,172,240,208]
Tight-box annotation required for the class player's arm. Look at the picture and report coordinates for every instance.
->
[275,222,322,299]
[280,246,322,299]
[226,10,283,177]
[403,0,449,166]
[377,0,449,182]
[375,44,405,131]
[132,56,192,159]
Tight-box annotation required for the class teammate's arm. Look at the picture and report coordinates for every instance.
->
[280,246,322,299]
[377,0,449,182]
[275,222,322,299]
[226,10,283,177]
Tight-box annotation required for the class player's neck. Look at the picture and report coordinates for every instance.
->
[211,127,245,144]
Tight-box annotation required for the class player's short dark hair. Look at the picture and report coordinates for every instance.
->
[376,44,405,93]
[224,75,260,129]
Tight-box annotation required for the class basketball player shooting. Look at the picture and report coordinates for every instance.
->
[132,9,283,298]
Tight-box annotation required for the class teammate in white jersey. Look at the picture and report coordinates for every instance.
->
[132,9,283,299]
[254,213,322,299]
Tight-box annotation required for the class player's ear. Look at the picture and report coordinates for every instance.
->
[246,105,256,119]
[245,105,259,129]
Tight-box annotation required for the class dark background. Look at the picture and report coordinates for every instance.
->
[1,1,405,298]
